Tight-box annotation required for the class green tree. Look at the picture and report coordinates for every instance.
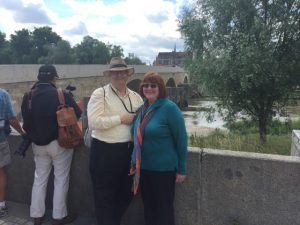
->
[124,55,145,65]
[179,0,300,143]
[52,40,75,64]
[74,36,110,64]
[38,40,75,64]
[0,31,12,63]
[10,29,33,63]
[0,31,6,49]
[108,44,124,58]
[32,26,62,60]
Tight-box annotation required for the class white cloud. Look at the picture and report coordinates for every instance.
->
[0,0,189,63]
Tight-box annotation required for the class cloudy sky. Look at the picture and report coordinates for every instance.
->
[0,0,190,64]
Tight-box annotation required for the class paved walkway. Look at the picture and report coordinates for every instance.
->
[0,201,96,225]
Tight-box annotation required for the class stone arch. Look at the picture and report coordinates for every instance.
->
[165,78,176,87]
[127,79,141,92]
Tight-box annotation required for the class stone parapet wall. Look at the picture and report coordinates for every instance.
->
[291,130,300,156]
[6,136,300,225]
[0,64,186,84]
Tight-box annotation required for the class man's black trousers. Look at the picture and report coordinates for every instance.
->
[89,138,133,225]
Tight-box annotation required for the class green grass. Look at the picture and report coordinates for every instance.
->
[225,118,300,135]
[189,129,292,155]
[189,118,300,155]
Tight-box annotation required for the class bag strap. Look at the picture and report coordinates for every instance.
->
[57,88,65,106]
[103,86,105,100]
[26,90,33,110]
[101,86,105,112]
[28,91,32,110]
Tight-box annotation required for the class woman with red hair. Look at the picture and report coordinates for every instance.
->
[131,71,188,225]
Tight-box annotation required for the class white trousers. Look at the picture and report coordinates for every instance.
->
[30,140,73,219]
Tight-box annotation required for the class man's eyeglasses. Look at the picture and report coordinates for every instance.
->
[110,71,128,77]
[142,83,158,88]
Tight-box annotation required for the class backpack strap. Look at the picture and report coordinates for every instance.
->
[57,88,65,106]
[103,86,106,111]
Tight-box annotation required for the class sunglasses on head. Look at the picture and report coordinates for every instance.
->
[142,83,158,88]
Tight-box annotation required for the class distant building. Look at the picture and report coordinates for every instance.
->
[153,49,190,67]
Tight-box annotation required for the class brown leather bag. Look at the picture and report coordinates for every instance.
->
[56,88,83,149]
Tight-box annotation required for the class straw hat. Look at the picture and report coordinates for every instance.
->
[103,57,134,76]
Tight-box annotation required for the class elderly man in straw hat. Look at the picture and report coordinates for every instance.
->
[87,57,143,225]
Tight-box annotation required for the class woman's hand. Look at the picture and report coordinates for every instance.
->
[176,173,186,183]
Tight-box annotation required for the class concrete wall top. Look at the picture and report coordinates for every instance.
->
[190,146,300,163]
[0,64,185,84]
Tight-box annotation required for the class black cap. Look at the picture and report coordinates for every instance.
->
[37,64,59,81]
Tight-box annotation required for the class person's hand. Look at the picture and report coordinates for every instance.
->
[22,133,30,140]
[15,135,32,158]
[120,113,135,124]
[176,173,186,183]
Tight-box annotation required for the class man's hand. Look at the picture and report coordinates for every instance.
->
[120,113,135,125]
[14,133,31,158]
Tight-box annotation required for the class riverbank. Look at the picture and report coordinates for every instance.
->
[183,97,300,137]
[185,125,219,136]
[189,118,300,155]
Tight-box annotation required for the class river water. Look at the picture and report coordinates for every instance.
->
[183,98,300,136]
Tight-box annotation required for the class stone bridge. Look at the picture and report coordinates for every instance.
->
[0,64,189,116]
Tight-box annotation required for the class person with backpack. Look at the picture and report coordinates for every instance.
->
[87,57,143,225]
[21,64,82,225]
[0,88,25,218]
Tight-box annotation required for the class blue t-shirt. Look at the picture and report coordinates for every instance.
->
[0,89,16,142]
